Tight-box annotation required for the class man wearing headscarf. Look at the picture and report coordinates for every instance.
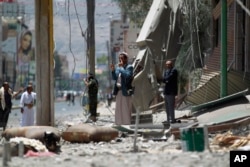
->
[0,82,23,130]
[110,52,134,125]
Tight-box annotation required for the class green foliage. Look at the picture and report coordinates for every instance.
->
[178,0,211,68]
[176,0,211,91]
[96,54,108,64]
[112,0,153,25]
[54,51,62,78]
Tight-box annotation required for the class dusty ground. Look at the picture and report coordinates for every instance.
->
[5,129,230,167]
[0,101,236,167]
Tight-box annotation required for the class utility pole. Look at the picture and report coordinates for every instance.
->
[0,5,2,81]
[35,0,54,126]
[106,40,112,89]
[86,0,95,75]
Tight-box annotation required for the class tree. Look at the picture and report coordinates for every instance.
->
[54,51,62,78]
[112,0,153,25]
[175,0,211,90]
[96,54,108,64]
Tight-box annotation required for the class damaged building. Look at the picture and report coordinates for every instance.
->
[130,0,250,140]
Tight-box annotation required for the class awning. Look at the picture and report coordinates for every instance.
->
[136,0,182,61]
[132,48,158,111]
[132,0,183,111]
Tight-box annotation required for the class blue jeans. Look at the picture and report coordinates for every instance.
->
[164,95,175,122]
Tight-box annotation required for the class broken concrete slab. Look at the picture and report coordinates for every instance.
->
[196,101,250,124]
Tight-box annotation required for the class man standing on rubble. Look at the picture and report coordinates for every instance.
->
[84,73,99,122]
[20,84,36,126]
[110,52,134,125]
[163,60,178,124]
[0,82,23,130]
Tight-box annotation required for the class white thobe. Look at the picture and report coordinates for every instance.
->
[20,91,36,126]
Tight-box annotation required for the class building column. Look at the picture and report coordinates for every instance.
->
[35,0,54,126]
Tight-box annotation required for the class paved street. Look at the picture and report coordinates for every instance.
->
[5,95,193,131]
[6,97,115,128]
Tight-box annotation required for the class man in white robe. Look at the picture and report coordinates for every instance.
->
[20,84,36,126]
[110,52,134,125]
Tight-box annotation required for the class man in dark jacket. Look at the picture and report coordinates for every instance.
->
[0,82,23,130]
[84,73,98,122]
[163,60,178,124]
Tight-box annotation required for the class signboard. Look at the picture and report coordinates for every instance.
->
[0,0,14,2]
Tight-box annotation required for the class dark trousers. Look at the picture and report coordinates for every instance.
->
[0,108,11,130]
[164,95,175,122]
[89,95,97,117]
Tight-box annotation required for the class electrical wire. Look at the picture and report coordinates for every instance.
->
[67,0,76,78]
[72,0,88,77]
[73,0,85,37]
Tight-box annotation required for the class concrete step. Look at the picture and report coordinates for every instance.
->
[131,113,153,124]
